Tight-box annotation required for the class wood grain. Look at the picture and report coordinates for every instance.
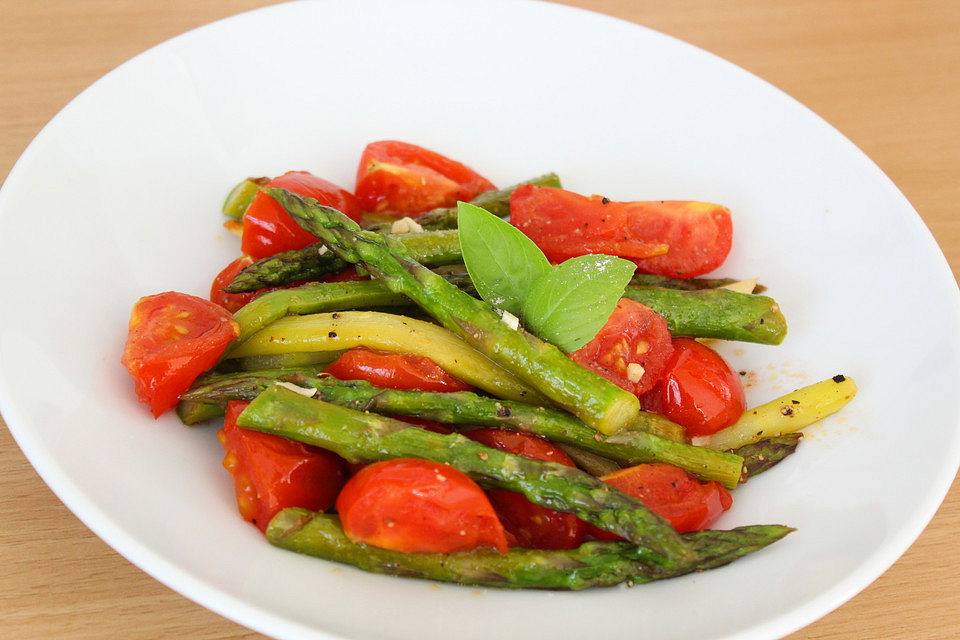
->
[1,1,958,638]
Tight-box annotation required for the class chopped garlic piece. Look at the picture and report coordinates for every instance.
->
[318,245,329,256]
[626,363,645,383]
[275,381,319,398]
[501,310,520,330]
[390,216,424,235]
[719,278,758,294]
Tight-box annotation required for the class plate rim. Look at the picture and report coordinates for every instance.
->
[2,1,959,639]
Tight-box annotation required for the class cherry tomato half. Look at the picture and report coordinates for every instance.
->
[591,463,732,536]
[121,291,239,417]
[570,298,674,397]
[218,401,345,532]
[510,185,733,278]
[465,428,586,550]
[335,458,508,553]
[644,338,746,437]
[241,171,361,260]
[210,256,256,313]
[324,348,472,392]
[355,141,496,216]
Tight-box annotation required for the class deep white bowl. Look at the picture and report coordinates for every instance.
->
[2,1,958,639]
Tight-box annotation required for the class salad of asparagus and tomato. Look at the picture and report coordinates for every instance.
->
[120,140,857,589]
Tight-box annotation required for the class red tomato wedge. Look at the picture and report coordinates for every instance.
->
[241,171,361,260]
[570,298,674,396]
[324,348,472,392]
[335,458,508,553]
[355,140,496,216]
[121,291,239,417]
[210,256,256,313]
[591,463,732,536]
[218,401,345,532]
[465,429,586,550]
[510,185,733,278]
[642,338,746,437]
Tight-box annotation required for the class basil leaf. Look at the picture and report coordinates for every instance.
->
[522,255,636,353]
[458,201,551,316]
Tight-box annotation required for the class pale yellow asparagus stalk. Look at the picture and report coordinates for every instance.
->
[696,375,857,451]
[226,311,545,404]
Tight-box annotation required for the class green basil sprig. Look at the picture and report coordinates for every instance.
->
[458,201,550,317]
[458,202,635,353]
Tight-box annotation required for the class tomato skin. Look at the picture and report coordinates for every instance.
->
[647,338,746,437]
[510,185,733,278]
[241,171,361,259]
[465,428,586,550]
[466,428,573,465]
[218,402,345,532]
[335,458,508,553]
[210,256,256,313]
[355,141,496,216]
[324,348,472,392]
[591,463,732,537]
[210,256,319,313]
[570,298,674,396]
[121,292,239,417]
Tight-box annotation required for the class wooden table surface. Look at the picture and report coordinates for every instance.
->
[2,1,958,638]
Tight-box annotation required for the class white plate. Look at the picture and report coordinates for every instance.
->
[1,1,958,639]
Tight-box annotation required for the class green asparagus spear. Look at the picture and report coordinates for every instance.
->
[226,244,759,297]
[230,352,342,371]
[267,509,793,589]
[223,229,463,293]
[229,280,408,347]
[180,370,744,488]
[239,385,693,563]
[632,413,686,443]
[622,287,787,345]
[430,264,478,296]
[225,245,349,293]
[733,434,802,478]
[365,173,563,232]
[175,399,225,425]
[177,367,316,414]
[269,188,640,435]
[556,444,623,477]
[229,270,487,349]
